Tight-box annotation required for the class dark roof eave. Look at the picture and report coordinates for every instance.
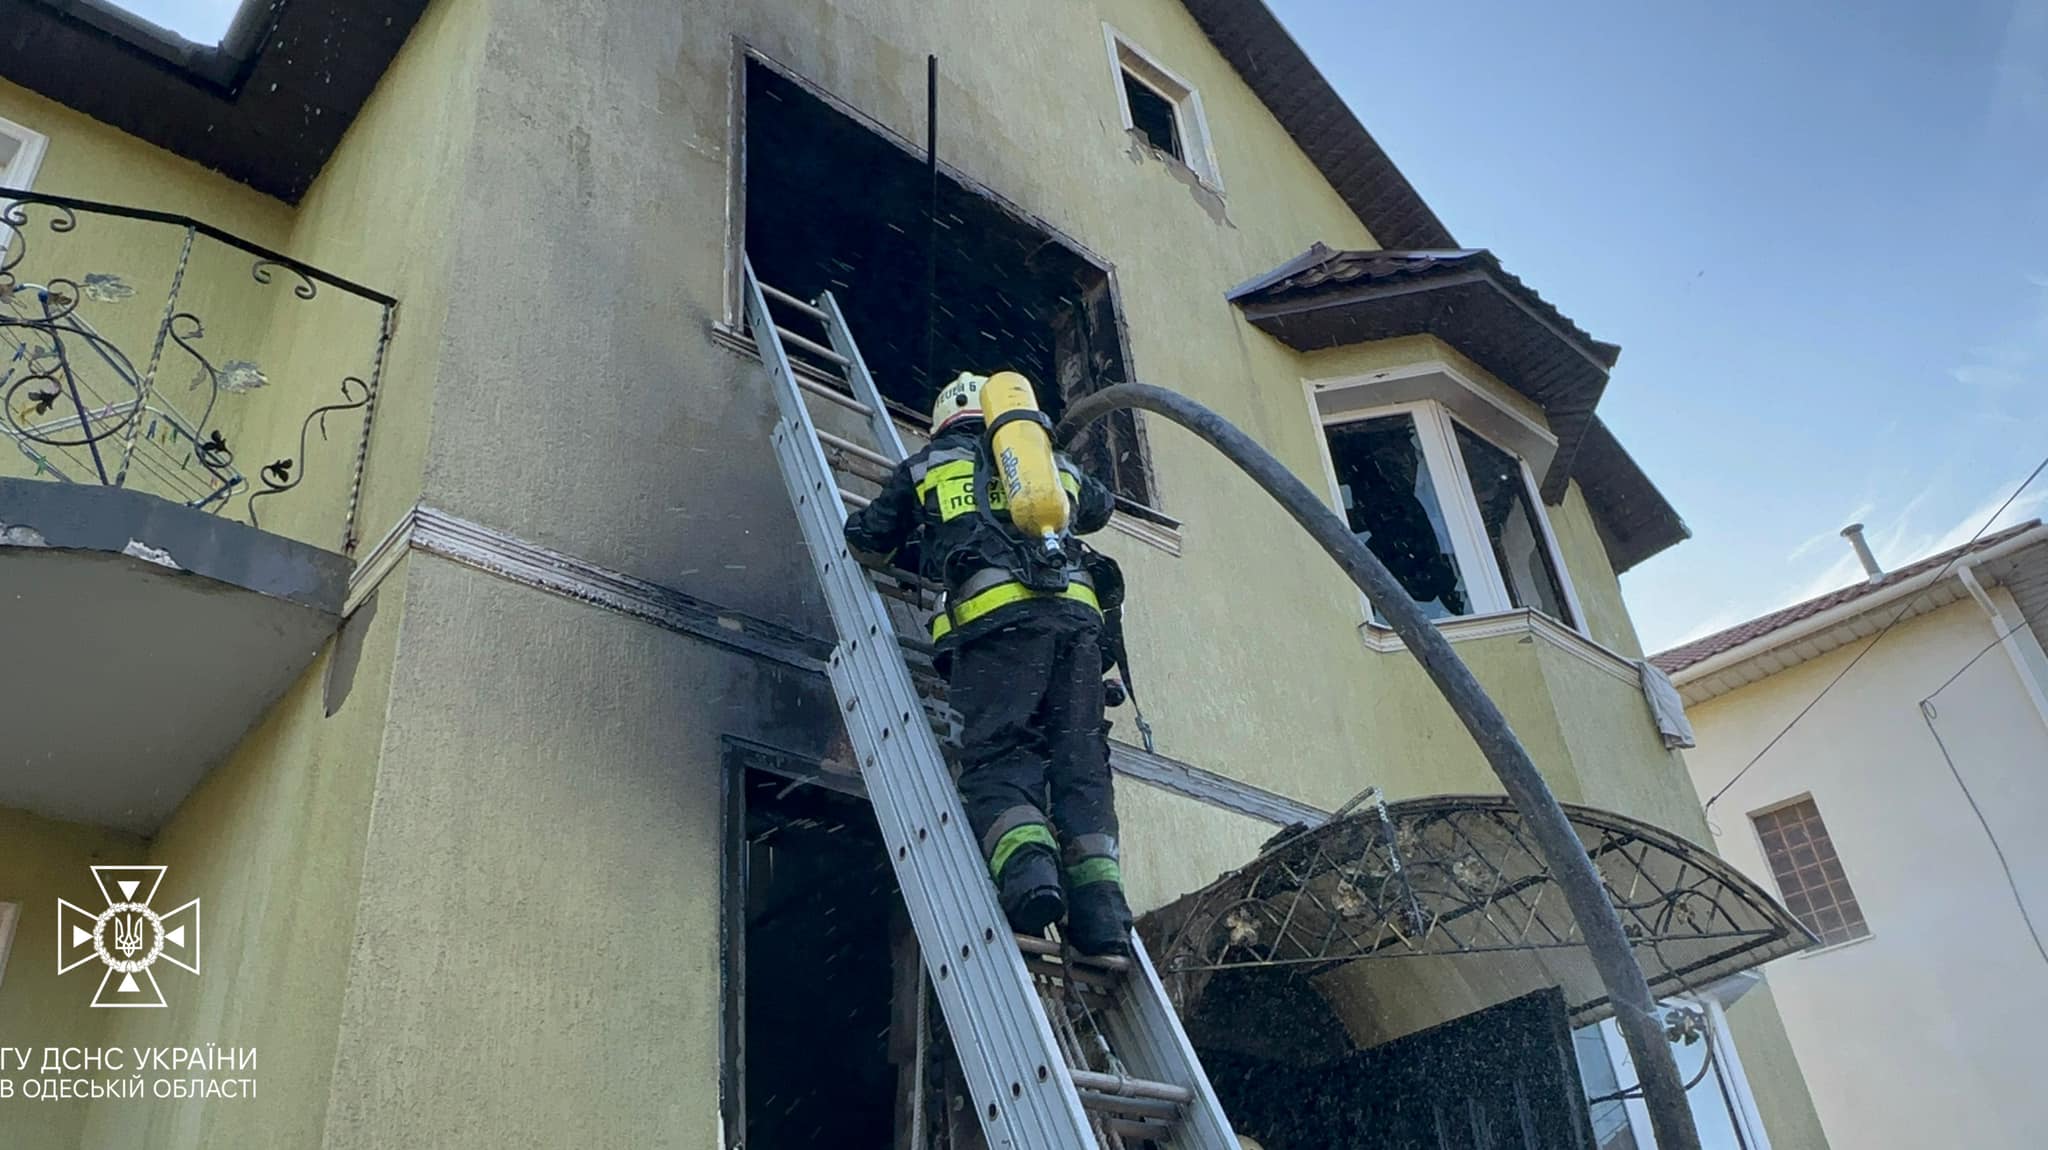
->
[1176,0,1455,250]
[4,0,432,203]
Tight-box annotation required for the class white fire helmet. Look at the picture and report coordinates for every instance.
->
[930,371,989,435]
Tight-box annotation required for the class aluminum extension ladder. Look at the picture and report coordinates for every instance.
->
[742,259,1238,1150]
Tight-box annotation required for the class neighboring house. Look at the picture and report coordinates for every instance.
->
[1,2,1831,1147]
[1655,520,2048,1150]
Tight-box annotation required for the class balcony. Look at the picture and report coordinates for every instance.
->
[0,190,390,832]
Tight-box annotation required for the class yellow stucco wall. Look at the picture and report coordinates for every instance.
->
[0,810,145,1149]
[64,558,412,1149]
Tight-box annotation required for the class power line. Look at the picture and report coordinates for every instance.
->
[1925,616,2037,705]
[1704,454,2048,811]
[1918,699,2048,968]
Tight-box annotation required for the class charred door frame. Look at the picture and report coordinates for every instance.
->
[719,736,930,1150]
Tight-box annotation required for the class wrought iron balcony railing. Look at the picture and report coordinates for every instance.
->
[1,189,395,552]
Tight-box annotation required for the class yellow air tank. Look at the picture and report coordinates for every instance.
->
[981,370,1069,551]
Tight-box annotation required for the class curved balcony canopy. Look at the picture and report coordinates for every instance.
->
[1140,794,1814,1042]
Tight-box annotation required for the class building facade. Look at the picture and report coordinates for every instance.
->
[1658,522,2048,1150]
[2,1,1830,1146]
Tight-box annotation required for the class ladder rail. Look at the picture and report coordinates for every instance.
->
[817,288,909,461]
[744,260,1100,1149]
[748,260,1239,1150]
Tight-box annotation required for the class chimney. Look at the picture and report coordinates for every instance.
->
[1841,523,1883,582]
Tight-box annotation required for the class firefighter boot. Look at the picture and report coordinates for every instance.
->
[1063,838,1132,957]
[1064,877,1133,957]
[997,845,1066,936]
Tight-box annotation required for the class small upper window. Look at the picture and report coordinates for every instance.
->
[1318,399,1581,629]
[0,114,48,191]
[0,114,49,260]
[1122,72,1183,161]
[1106,27,1222,189]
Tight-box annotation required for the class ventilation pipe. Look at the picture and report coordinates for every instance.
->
[1842,523,1883,582]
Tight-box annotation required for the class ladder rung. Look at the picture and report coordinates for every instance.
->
[760,281,828,322]
[839,486,871,510]
[777,324,851,367]
[870,578,928,608]
[817,428,895,471]
[798,374,873,418]
[1067,1070,1194,1106]
[1022,953,1119,992]
[855,554,941,593]
[1015,933,1133,974]
[1104,1115,1176,1142]
[1077,1090,1183,1121]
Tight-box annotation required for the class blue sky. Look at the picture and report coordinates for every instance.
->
[1269,0,2048,651]
[110,0,240,44]
[112,1,2046,651]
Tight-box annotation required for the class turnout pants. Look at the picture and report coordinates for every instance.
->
[948,608,1122,889]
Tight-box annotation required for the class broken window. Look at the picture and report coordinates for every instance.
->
[742,59,1157,508]
[1318,400,1583,629]
[1455,424,1575,627]
[1122,71,1183,161]
[1325,413,1471,621]
[1106,28,1221,188]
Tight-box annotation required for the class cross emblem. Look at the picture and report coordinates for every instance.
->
[57,866,200,1009]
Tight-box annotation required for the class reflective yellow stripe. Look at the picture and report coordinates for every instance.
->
[989,823,1058,881]
[914,458,975,503]
[1059,471,1080,499]
[915,458,1010,522]
[930,579,1100,641]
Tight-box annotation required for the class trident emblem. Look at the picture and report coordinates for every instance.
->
[57,867,201,1009]
[112,912,146,958]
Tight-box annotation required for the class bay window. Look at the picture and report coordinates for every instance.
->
[1316,395,1582,631]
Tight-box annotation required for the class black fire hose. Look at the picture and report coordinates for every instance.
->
[1057,383,1701,1150]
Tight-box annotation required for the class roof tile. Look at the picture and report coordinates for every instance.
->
[1651,520,2044,673]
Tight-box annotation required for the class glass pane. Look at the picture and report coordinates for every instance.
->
[1571,1024,1642,1149]
[1324,414,1472,620]
[1657,1005,1749,1150]
[1453,423,1575,625]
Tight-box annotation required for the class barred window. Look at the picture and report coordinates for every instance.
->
[1753,798,1869,946]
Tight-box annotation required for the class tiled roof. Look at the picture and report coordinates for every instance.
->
[1226,245,1620,367]
[1650,520,2045,674]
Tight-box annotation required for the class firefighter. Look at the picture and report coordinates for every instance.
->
[843,370,1133,956]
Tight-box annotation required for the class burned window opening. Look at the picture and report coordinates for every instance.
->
[743,60,1155,507]
[1454,424,1575,627]
[1122,71,1183,161]
[1325,413,1471,621]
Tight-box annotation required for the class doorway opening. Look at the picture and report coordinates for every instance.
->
[739,55,1157,508]
[726,758,914,1149]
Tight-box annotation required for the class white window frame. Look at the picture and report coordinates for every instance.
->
[0,113,50,261]
[1103,25,1223,192]
[1587,996,1774,1150]
[0,901,18,993]
[1306,382,1585,634]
